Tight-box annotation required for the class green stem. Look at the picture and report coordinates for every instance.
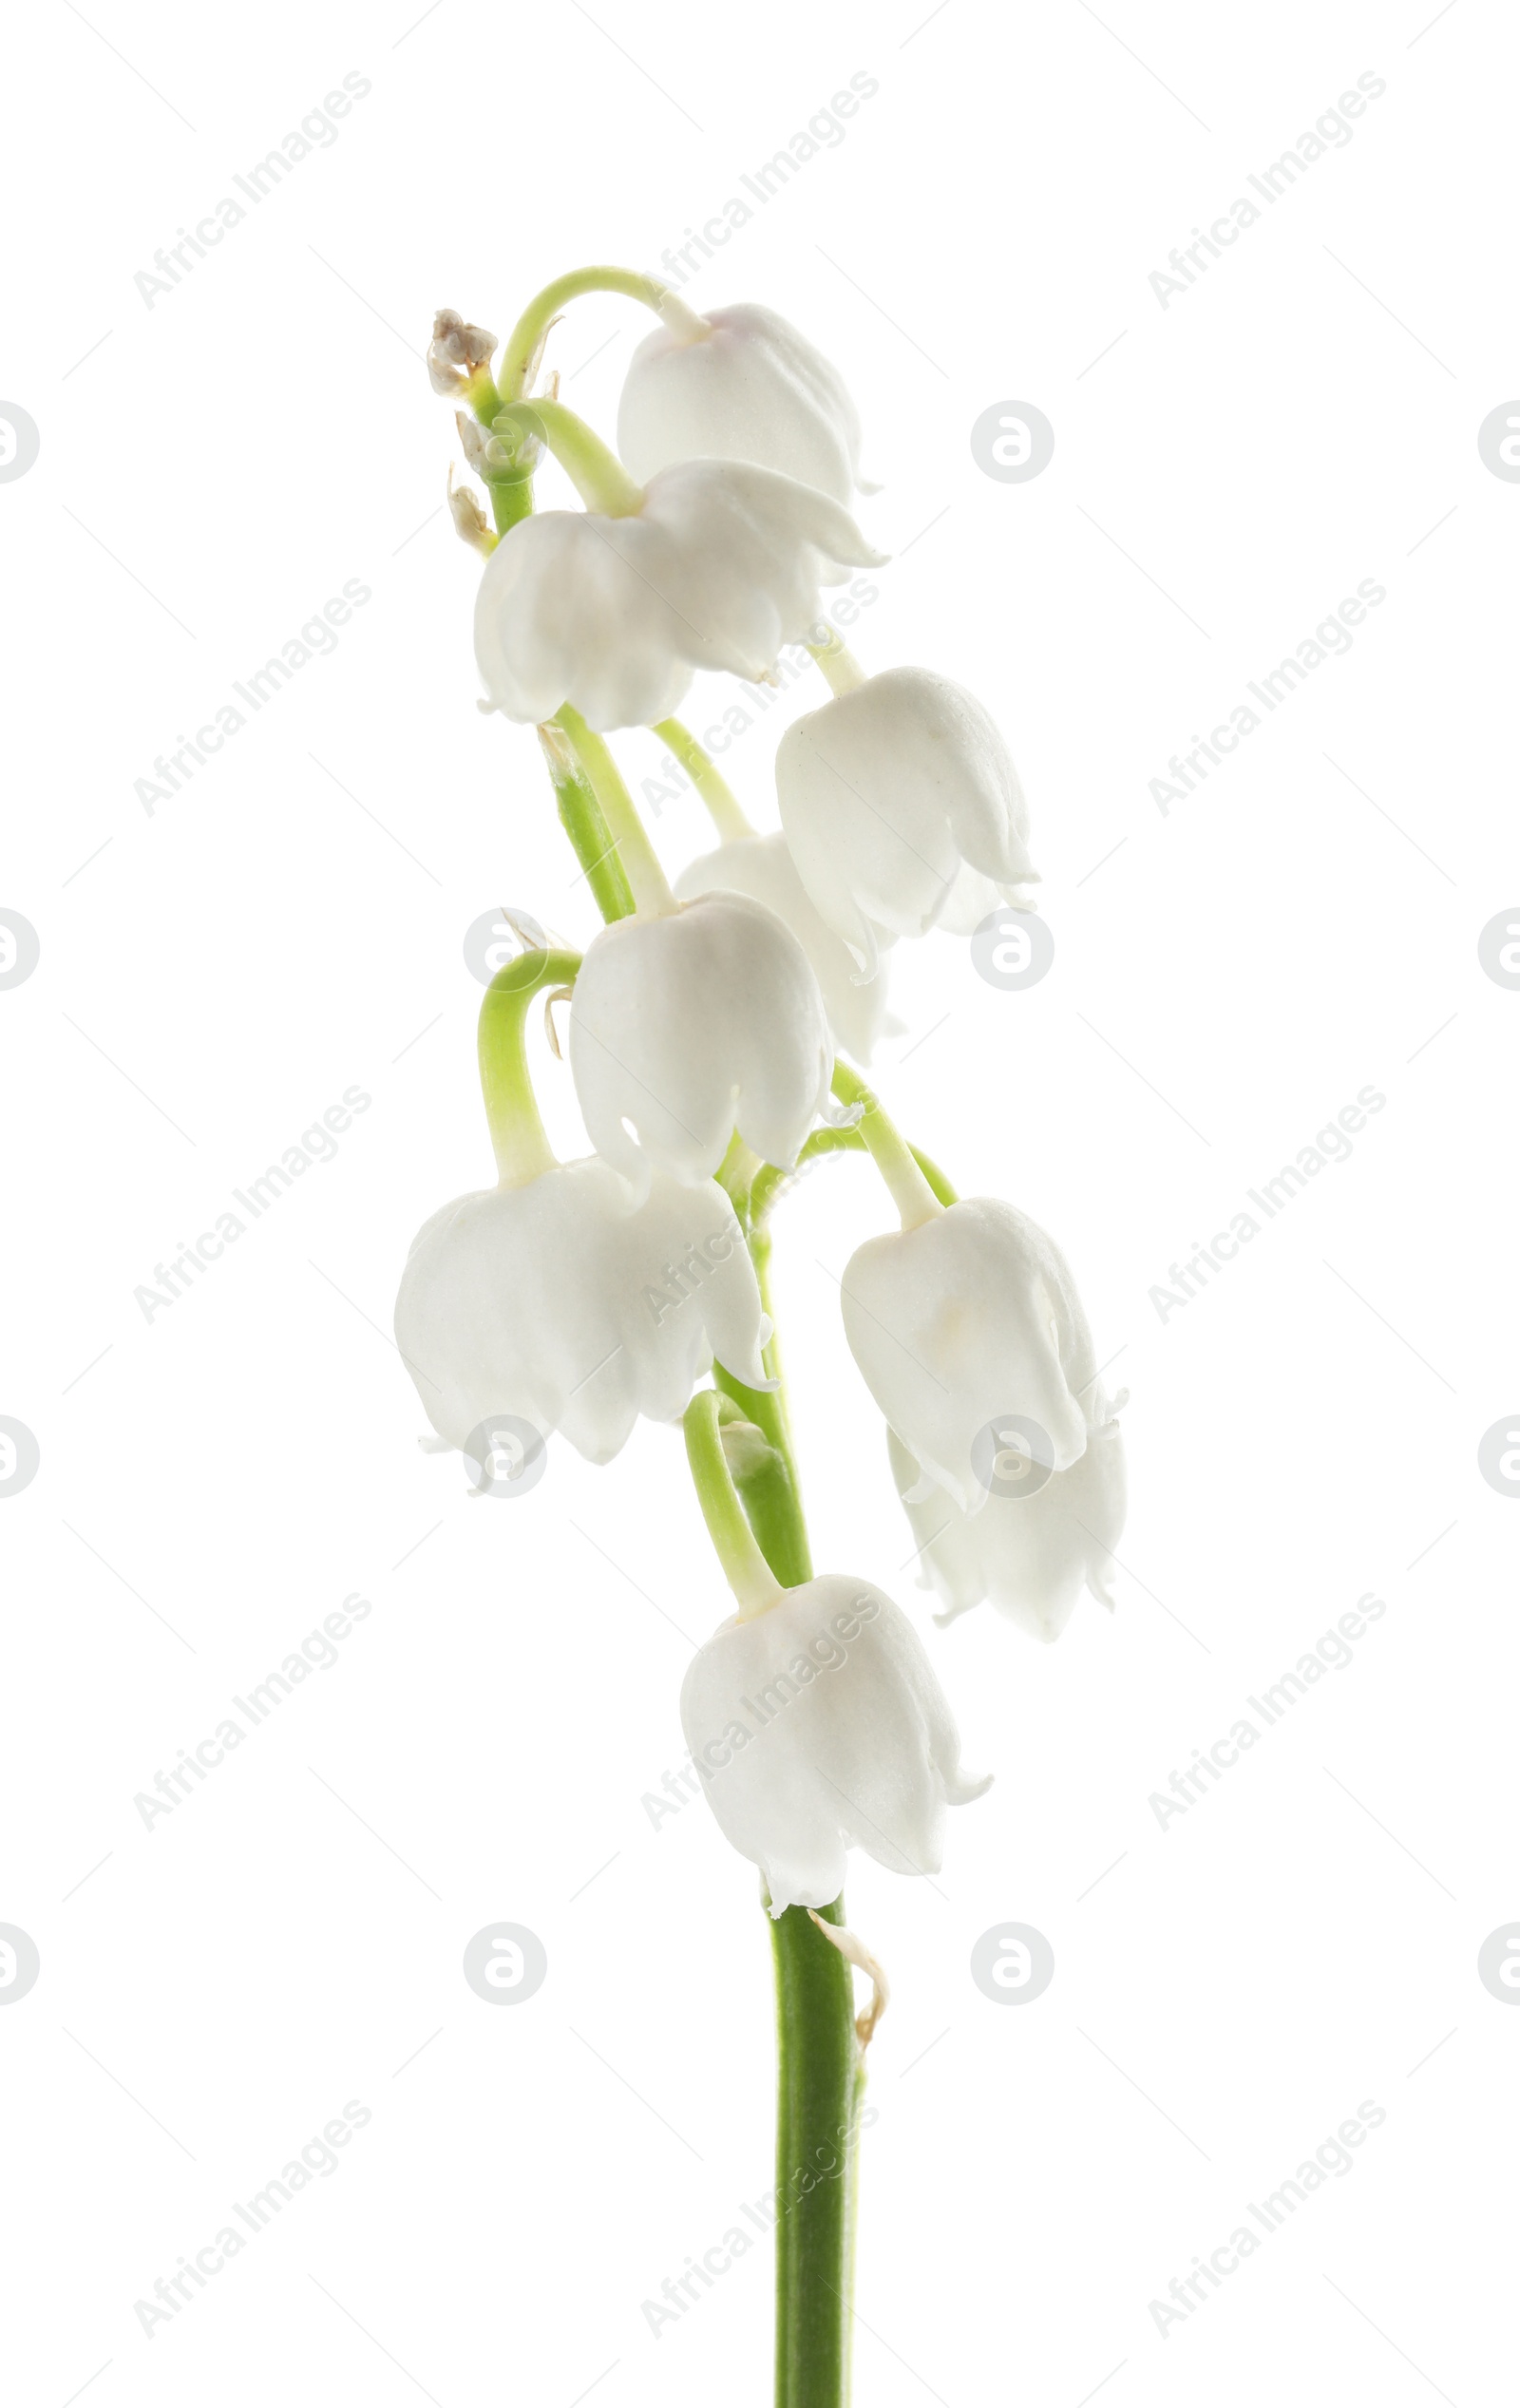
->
[540,647,855,2408]
[477,948,581,1185]
[712,1220,813,1589]
[536,727,636,922]
[484,465,536,539]
[704,1184,861,2408]
[683,1390,783,1620]
[807,630,868,698]
[554,705,674,916]
[654,716,755,843]
[497,265,707,400]
[829,1062,944,1229]
[750,1126,958,1226]
[771,1896,862,2408]
[488,398,645,518]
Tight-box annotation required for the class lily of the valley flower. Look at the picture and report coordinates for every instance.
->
[474,454,884,732]
[841,1197,1103,1514]
[569,890,844,1191]
[680,1573,990,1915]
[394,1158,772,1466]
[617,302,869,505]
[889,1410,1127,1642]
[674,831,897,1064]
[776,665,1038,976]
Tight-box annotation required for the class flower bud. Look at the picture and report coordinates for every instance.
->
[568,891,840,1192]
[394,1158,771,1466]
[680,1573,990,1914]
[428,307,497,395]
[473,461,884,731]
[841,1198,1102,1513]
[776,667,1037,976]
[618,302,867,504]
[889,1411,1126,1642]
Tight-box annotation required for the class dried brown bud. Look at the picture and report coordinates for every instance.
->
[428,307,497,394]
[446,470,494,556]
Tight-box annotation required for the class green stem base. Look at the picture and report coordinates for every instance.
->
[770,1895,863,2408]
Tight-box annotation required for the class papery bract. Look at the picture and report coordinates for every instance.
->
[679,1573,990,1915]
[569,890,838,1192]
[776,666,1037,975]
[474,461,883,732]
[394,1158,771,1465]
[888,1412,1126,1642]
[617,302,867,504]
[841,1198,1101,1514]
[674,831,897,1064]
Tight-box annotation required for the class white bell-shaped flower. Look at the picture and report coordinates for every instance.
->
[889,1408,1127,1642]
[776,666,1038,976]
[474,460,883,732]
[569,890,841,1192]
[394,1158,771,1466]
[674,830,897,1064]
[841,1198,1102,1515]
[679,1573,990,1915]
[617,302,868,505]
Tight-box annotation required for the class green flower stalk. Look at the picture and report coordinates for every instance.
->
[403,255,1120,2408]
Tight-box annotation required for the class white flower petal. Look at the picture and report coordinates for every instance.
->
[679,1574,990,1915]
[618,302,865,503]
[889,1415,1127,1641]
[674,830,896,1064]
[568,891,834,1191]
[777,667,1037,972]
[473,460,883,732]
[393,1158,770,1463]
[935,861,1038,938]
[841,1198,1099,1513]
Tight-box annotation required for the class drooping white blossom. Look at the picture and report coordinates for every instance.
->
[473,461,884,732]
[393,1158,771,1466]
[679,1573,990,1914]
[776,666,1038,976]
[568,891,842,1192]
[840,1198,1103,1514]
[674,831,897,1064]
[617,302,869,504]
[888,1408,1127,1642]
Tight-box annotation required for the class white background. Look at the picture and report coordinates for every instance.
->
[2,2,1515,2401]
